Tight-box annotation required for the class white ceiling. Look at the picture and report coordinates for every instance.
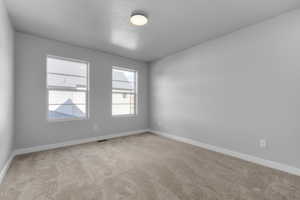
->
[4,0,300,61]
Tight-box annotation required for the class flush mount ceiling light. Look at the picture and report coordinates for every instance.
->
[130,12,148,26]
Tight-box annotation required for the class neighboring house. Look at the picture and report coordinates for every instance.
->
[48,99,84,119]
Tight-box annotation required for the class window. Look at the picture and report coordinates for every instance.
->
[112,67,137,116]
[47,56,89,120]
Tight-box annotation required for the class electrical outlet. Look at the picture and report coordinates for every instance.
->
[259,139,267,148]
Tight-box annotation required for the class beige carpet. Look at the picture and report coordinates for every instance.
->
[0,133,299,200]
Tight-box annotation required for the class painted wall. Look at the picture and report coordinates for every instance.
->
[15,32,148,149]
[150,9,300,168]
[0,0,14,171]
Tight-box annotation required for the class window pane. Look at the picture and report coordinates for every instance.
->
[112,105,135,115]
[112,80,135,91]
[47,56,88,121]
[48,73,87,90]
[47,57,88,90]
[49,90,86,105]
[112,93,135,105]
[48,90,87,119]
[49,105,86,120]
[113,69,135,82]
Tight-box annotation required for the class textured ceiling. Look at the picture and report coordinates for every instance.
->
[4,0,300,61]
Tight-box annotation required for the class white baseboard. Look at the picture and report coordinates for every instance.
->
[4,129,298,184]
[0,129,149,184]
[0,154,15,184]
[14,129,149,156]
[151,130,300,177]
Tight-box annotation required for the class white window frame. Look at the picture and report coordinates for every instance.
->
[112,66,138,117]
[46,55,90,122]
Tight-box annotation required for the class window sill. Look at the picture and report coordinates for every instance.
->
[112,114,138,118]
[47,117,89,122]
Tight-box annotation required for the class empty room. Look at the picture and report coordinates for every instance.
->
[1,0,300,199]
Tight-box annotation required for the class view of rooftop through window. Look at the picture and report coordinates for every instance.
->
[47,56,88,120]
[112,67,137,115]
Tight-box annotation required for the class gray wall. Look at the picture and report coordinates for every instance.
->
[150,9,300,168]
[0,0,14,170]
[15,32,148,149]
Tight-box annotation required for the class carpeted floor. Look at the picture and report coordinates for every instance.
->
[0,133,300,200]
